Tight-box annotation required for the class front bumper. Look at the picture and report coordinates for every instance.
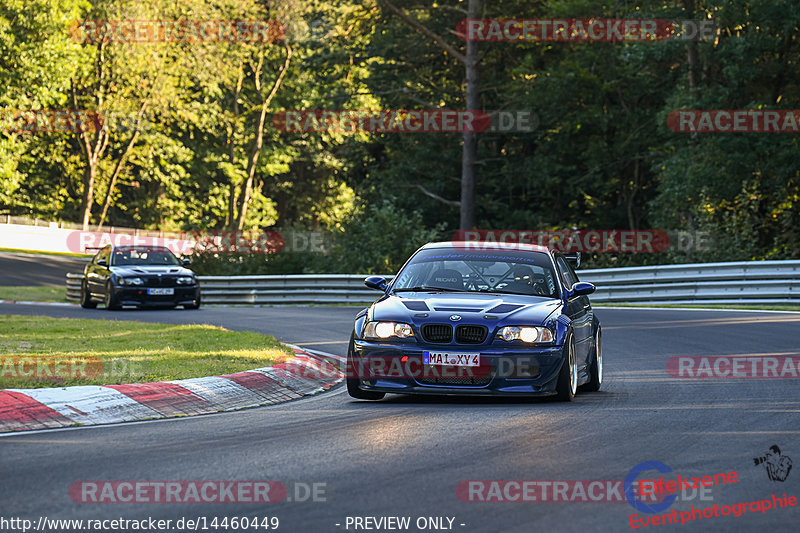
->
[351,339,565,396]
[113,286,200,307]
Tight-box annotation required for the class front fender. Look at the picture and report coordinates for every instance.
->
[552,314,572,346]
[354,308,368,340]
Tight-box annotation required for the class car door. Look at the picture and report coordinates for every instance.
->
[556,254,593,367]
[87,246,111,294]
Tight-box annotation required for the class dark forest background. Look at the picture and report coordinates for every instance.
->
[1,1,798,273]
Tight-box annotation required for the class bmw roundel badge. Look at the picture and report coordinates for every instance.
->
[449,315,462,321]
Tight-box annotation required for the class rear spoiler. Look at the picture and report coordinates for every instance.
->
[563,252,581,269]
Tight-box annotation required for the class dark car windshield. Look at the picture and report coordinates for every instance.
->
[392,248,559,298]
[111,247,181,266]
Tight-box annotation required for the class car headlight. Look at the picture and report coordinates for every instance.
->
[497,326,554,344]
[176,276,195,285]
[363,321,415,339]
[118,277,144,286]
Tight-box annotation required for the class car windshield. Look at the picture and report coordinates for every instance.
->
[111,247,181,266]
[392,248,560,298]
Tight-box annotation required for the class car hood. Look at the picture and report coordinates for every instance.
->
[370,292,562,326]
[109,265,194,277]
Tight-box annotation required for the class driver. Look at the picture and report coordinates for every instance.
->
[504,265,544,295]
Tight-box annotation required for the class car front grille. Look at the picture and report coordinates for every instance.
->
[144,275,179,287]
[455,325,488,344]
[421,324,453,343]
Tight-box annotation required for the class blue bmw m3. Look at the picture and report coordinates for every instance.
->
[347,241,602,401]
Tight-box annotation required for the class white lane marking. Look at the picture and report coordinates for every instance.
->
[7,386,161,425]
[286,344,345,363]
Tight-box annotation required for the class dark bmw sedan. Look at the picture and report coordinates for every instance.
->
[80,245,201,310]
[347,242,601,401]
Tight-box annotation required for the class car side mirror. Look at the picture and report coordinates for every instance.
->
[96,258,107,266]
[182,258,191,266]
[364,276,388,292]
[569,281,595,297]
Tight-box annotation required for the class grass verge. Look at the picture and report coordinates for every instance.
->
[0,315,293,389]
[0,286,68,303]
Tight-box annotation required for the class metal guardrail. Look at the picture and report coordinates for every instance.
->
[66,273,83,303]
[582,261,800,305]
[65,260,800,306]
[65,273,397,305]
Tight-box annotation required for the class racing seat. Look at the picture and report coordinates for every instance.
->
[427,269,464,290]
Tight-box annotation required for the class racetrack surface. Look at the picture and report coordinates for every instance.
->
[0,252,88,287]
[1,303,799,532]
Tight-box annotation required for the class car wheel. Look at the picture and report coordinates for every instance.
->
[183,295,201,310]
[80,280,97,309]
[104,281,121,310]
[555,332,577,401]
[346,332,385,400]
[581,328,602,392]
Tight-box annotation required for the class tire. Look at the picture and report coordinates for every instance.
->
[104,281,121,310]
[80,280,96,309]
[346,332,385,400]
[555,332,577,401]
[581,328,602,392]
[183,294,201,310]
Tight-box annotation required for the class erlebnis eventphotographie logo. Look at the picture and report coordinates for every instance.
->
[753,445,792,482]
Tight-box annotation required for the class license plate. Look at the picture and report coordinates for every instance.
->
[423,351,480,367]
[147,288,174,295]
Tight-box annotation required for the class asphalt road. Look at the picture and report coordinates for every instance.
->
[1,303,799,533]
[0,252,88,287]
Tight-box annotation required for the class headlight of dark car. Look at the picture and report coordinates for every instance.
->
[176,276,195,285]
[497,326,554,344]
[117,277,144,286]
[362,321,415,340]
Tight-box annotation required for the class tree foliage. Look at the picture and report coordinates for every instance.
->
[1,0,798,271]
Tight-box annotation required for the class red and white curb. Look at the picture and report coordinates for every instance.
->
[0,345,343,433]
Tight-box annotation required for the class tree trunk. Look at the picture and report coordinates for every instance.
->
[227,70,245,229]
[382,0,480,230]
[81,163,96,229]
[235,43,293,230]
[684,0,698,91]
[97,103,148,230]
[460,0,480,230]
